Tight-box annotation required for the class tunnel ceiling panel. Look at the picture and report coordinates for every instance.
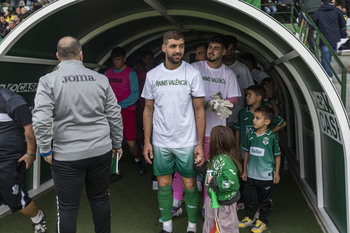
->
[81,17,174,64]
[5,0,156,59]
[3,0,294,65]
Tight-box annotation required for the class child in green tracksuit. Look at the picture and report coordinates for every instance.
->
[233,85,286,211]
[239,106,281,233]
[196,126,242,233]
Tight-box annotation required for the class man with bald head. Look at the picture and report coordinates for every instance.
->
[33,36,123,233]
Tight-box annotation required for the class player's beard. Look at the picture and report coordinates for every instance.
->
[167,53,183,65]
[207,53,221,62]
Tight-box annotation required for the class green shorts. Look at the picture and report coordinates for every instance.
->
[153,146,197,178]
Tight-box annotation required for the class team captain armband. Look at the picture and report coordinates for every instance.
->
[40,150,52,157]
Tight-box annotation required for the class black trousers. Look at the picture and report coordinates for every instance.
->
[52,151,112,233]
[244,177,273,224]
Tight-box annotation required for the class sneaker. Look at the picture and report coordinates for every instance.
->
[237,202,245,210]
[136,160,145,175]
[158,205,183,222]
[251,220,267,233]
[32,212,47,233]
[239,216,255,228]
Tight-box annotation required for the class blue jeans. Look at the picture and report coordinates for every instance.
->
[263,5,277,16]
[320,45,336,77]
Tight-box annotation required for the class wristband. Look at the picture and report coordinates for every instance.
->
[40,150,52,157]
[26,153,35,157]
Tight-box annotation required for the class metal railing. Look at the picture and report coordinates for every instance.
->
[299,4,347,104]
[262,3,347,105]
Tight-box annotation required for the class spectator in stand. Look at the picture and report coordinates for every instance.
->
[26,0,37,6]
[13,14,21,25]
[5,9,14,23]
[335,0,348,38]
[12,0,20,7]
[15,7,21,17]
[262,0,278,16]
[313,0,346,77]
[298,0,321,53]
[2,20,16,38]
[346,0,350,16]
[0,15,8,38]
[20,7,30,20]
[276,0,293,23]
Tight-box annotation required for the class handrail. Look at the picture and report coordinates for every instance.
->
[261,2,347,105]
[299,4,347,104]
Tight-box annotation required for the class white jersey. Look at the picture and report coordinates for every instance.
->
[251,68,268,85]
[192,61,241,137]
[226,60,254,123]
[141,61,205,148]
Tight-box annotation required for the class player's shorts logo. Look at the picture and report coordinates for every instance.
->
[12,185,19,195]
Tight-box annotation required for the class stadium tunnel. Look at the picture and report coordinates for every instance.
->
[0,0,349,232]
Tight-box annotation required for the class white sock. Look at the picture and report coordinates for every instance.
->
[172,199,182,208]
[31,210,43,224]
[163,219,173,232]
[187,221,197,232]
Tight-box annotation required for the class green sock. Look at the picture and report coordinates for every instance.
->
[158,185,173,222]
[184,186,199,223]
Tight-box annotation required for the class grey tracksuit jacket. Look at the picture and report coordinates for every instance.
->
[32,60,123,161]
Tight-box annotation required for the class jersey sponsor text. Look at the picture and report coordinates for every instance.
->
[250,147,265,157]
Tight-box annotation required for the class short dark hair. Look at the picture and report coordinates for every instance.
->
[225,35,237,48]
[163,30,184,44]
[208,35,227,49]
[255,106,274,123]
[57,36,81,59]
[246,85,265,98]
[111,47,126,59]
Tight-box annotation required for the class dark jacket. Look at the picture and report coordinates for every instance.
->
[313,1,347,46]
[0,22,8,38]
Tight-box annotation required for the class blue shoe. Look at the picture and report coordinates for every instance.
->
[158,205,183,222]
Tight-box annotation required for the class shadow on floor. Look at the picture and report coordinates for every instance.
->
[0,153,322,233]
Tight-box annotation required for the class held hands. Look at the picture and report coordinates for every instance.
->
[194,144,205,167]
[206,92,233,120]
[241,171,247,181]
